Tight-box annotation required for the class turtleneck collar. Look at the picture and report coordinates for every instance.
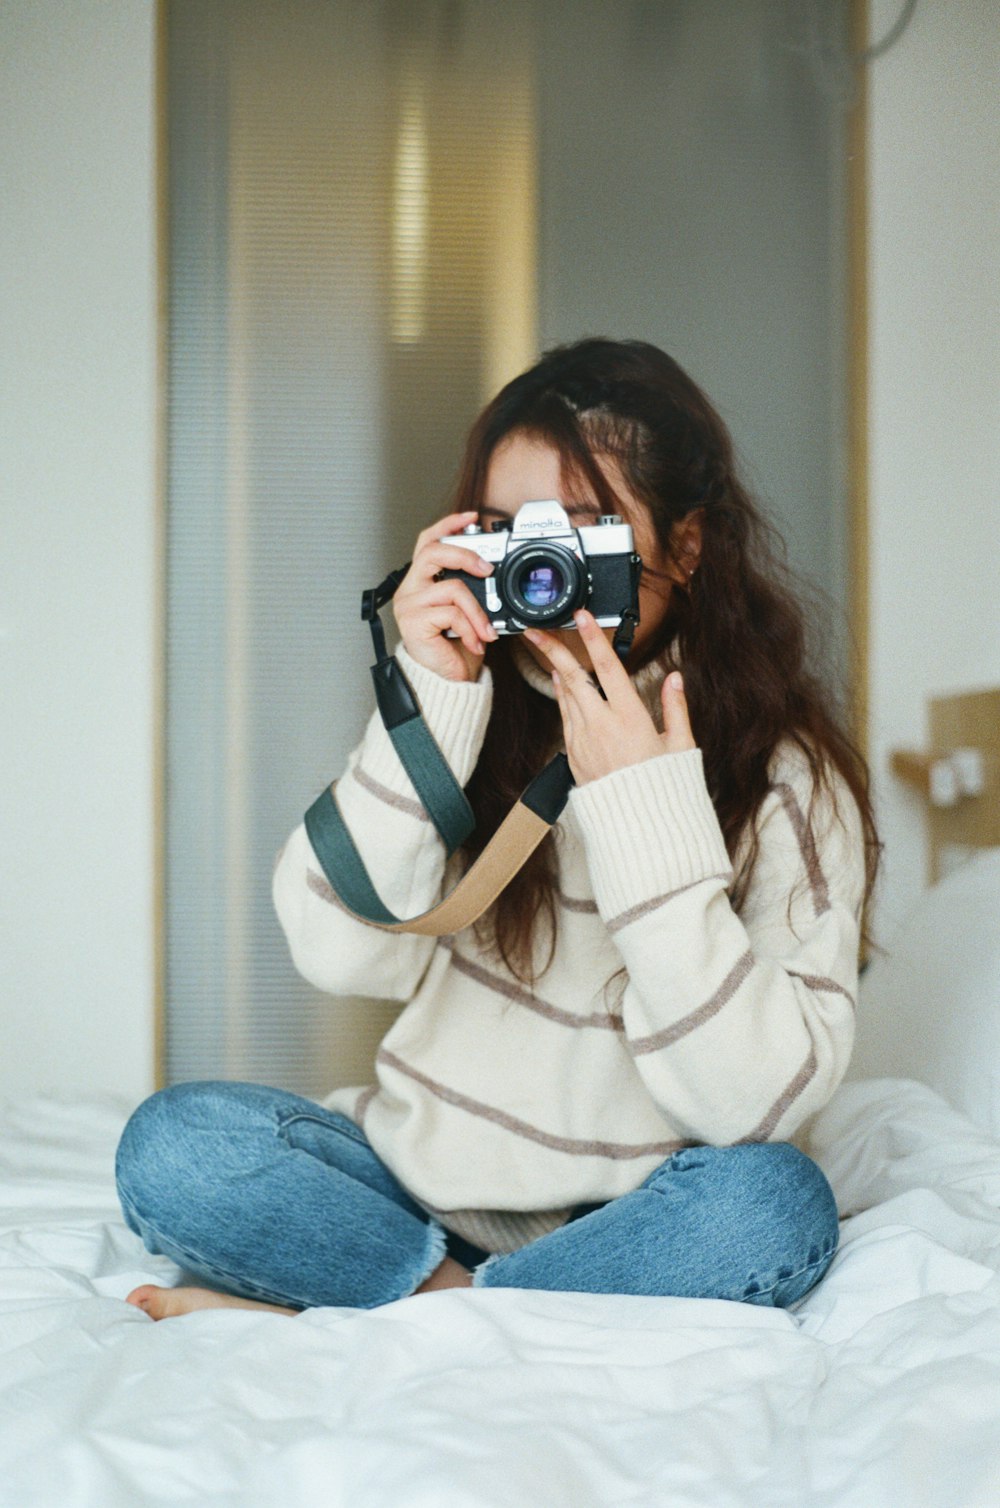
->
[507,631,678,734]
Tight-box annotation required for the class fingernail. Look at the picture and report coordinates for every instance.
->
[522,627,538,641]
[668,671,684,691]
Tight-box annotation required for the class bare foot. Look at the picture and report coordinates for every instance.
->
[413,1256,474,1295]
[126,1283,297,1320]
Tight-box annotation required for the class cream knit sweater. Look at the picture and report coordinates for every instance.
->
[272,639,865,1254]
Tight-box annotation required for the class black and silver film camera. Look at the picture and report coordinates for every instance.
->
[437,500,642,645]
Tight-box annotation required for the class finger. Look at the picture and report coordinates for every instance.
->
[661,671,696,753]
[571,610,634,713]
[524,631,605,720]
[414,510,479,556]
[410,583,497,645]
[520,627,601,702]
[421,603,487,658]
[550,668,579,746]
[422,542,495,581]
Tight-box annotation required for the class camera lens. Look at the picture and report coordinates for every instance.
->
[497,543,586,625]
[520,562,564,609]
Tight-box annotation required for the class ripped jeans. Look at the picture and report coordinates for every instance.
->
[115,1081,840,1312]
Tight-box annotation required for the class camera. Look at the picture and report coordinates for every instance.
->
[436,500,642,636]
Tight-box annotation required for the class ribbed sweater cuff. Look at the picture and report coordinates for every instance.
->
[569,748,732,918]
[359,644,493,794]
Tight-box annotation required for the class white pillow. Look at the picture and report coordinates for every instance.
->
[848,847,1000,1141]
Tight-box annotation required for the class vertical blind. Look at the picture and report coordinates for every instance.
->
[165,0,852,1096]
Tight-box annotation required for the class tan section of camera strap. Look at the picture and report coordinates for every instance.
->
[373,799,551,935]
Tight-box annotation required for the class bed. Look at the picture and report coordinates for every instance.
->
[3,851,1000,1508]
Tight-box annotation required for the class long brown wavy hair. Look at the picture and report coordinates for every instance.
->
[446,337,880,1001]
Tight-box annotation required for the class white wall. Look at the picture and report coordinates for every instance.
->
[0,0,159,1099]
[866,0,1000,943]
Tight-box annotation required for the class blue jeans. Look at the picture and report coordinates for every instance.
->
[115,1081,839,1312]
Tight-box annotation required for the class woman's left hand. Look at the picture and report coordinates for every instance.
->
[522,609,696,786]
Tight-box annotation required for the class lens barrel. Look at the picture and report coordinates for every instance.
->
[496,542,588,625]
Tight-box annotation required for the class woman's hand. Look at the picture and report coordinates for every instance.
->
[522,609,695,785]
[393,510,498,683]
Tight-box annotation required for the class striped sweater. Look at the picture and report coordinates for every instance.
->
[272,638,865,1254]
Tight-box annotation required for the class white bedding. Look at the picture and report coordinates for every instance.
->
[1,1080,1000,1507]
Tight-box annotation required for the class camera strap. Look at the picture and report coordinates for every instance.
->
[302,563,638,935]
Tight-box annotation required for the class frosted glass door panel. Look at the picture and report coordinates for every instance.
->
[165,0,853,1094]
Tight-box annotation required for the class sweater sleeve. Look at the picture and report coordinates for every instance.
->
[272,645,493,1002]
[568,743,865,1146]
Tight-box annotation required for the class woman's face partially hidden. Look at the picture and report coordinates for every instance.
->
[479,432,690,675]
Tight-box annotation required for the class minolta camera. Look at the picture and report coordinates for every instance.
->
[437,500,642,636]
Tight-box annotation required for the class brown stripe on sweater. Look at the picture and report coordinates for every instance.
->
[773,782,830,917]
[376,1047,686,1159]
[351,764,430,822]
[559,890,599,914]
[306,867,356,915]
[440,943,624,1032]
[735,1044,819,1142]
[787,971,856,1010]
[606,873,733,935]
[629,949,755,1054]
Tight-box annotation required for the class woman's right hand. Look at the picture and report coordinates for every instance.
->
[393,510,499,683]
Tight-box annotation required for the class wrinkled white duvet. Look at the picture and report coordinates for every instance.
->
[1,1078,999,1508]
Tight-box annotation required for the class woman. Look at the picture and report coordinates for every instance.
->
[117,337,879,1318]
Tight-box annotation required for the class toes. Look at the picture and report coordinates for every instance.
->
[125,1284,168,1318]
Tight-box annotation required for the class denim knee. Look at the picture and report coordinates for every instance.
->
[115,1081,226,1225]
[645,1140,840,1304]
[114,1082,449,1310]
[648,1141,835,1217]
[116,1086,169,1188]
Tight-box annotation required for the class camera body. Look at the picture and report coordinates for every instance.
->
[437,500,642,636]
